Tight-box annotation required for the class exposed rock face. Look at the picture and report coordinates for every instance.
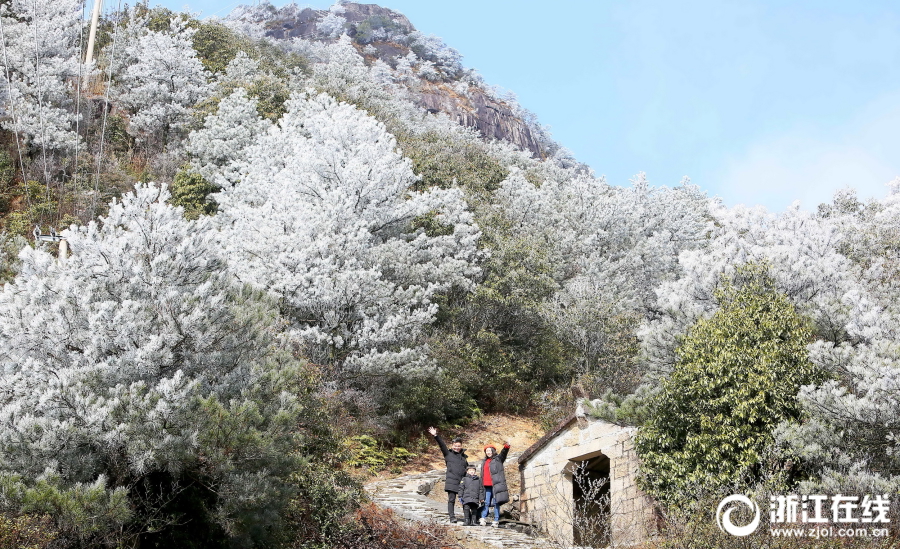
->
[225,2,545,157]
[417,83,544,158]
[261,7,319,40]
[339,3,415,34]
[248,3,415,40]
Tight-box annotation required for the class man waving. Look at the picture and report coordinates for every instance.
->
[428,426,468,524]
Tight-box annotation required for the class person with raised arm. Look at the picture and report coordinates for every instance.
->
[479,441,511,527]
[428,426,469,524]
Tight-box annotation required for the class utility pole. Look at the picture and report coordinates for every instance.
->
[85,0,103,64]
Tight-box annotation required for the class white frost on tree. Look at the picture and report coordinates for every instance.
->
[186,87,270,185]
[216,91,481,375]
[0,0,85,150]
[113,17,211,140]
[640,200,861,376]
[773,186,900,493]
[495,170,710,390]
[317,4,346,38]
[221,50,261,84]
[406,31,463,78]
[310,34,380,102]
[0,183,300,520]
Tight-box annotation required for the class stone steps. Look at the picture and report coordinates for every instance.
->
[365,465,552,548]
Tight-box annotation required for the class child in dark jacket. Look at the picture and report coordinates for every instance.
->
[458,465,485,526]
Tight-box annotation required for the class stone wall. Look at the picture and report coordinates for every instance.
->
[519,417,654,546]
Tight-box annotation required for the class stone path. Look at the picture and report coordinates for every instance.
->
[364,466,553,548]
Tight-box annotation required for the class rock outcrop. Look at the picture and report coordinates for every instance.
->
[417,82,544,158]
[224,2,548,158]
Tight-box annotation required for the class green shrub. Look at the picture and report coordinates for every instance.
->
[367,369,481,438]
[0,473,131,548]
[427,213,571,415]
[248,75,290,121]
[352,15,405,45]
[396,131,508,193]
[344,436,416,475]
[636,263,825,504]
[0,148,15,193]
[192,22,244,74]
[100,113,132,154]
[170,167,217,219]
[2,181,59,237]
[284,458,364,547]
[0,232,27,284]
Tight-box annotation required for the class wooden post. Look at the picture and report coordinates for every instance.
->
[85,0,103,64]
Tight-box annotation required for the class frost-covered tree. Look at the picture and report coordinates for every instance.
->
[641,201,858,377]
[0,184,309,544]
[114,16,211,142]
[0,0,85,150]
[317,4,347,38]
[499,172,710,315]
[216,91,480,375]
[496,170,710,392]
[186,87,270,184]
[406,31,463,79]
[310,34,386,104]
[220,50,261,84]
[624,182,900,495]
[774,185,900,494]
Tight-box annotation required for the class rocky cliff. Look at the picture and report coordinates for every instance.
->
[224,2,547,158]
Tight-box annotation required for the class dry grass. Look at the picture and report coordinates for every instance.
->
[329,504,465,549]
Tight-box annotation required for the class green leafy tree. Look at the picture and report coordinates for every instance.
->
[636,264,825,502]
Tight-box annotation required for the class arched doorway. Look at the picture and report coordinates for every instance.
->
[572,453,610,547]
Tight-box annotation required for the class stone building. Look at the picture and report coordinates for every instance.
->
[517,406,655,547]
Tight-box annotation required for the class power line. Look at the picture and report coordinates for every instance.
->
[90,0,122,220]
[29,0,55,203]
[67,0,90,226]
[0,7,33,213]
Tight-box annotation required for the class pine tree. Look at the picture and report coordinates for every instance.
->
[216,90,480,375]
[186,87,270,185]
[0,0,85,150]
[114,16,211,142]
[0,183,312,544]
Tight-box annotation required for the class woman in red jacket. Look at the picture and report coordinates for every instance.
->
[478,441,510,527]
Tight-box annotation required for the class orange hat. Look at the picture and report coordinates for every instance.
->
[484,444,497,453]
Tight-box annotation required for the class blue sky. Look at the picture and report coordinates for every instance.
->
[157,0,900,211]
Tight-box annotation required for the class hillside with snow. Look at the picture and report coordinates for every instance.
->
[0,1,898,547]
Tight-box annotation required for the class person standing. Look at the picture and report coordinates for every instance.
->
[459,465,485,526]
[479,442,510,527]
[428,426,468,524]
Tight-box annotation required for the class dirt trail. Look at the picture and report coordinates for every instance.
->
[364,415,553,548]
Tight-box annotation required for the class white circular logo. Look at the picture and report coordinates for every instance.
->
[716,494,761,536]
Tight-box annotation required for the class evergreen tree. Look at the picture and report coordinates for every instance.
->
[0,0,85,150]
[636,264,824,502]
[216,91,481,376]
[186,87,270,185]
[114,16,211,142]
[0,184,318,545]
